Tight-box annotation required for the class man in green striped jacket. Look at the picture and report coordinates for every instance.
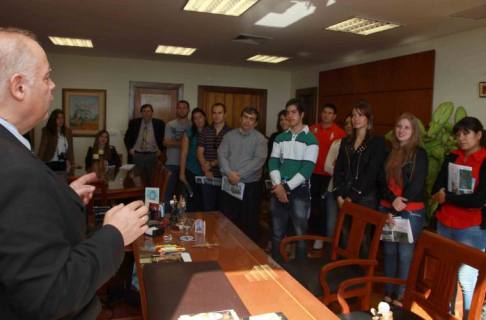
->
[268,98,319,263]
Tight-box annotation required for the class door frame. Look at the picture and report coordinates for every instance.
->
[129,81,183,120]
[295,87,318,126]
[197,85,267,135]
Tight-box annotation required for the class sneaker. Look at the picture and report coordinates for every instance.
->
[392,295,404,307]
[313,240,324,250]
[383,292,394,304]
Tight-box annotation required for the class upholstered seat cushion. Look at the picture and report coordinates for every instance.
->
[281,257,366,297]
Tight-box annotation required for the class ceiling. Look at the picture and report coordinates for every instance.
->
[2,0,486,71]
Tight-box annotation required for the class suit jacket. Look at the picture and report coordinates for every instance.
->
[0,125,124,319]
[38,127,75,164]
[124,118,165,163]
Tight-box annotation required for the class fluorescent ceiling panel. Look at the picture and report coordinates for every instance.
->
[256,1,316,28]
[155,45,196,56]
[183,0,259,16]
[325,17,401,35]
[247,55,289,64]
[49,36,93,48]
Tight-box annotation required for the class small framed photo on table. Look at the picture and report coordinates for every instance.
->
[480,82,486,98]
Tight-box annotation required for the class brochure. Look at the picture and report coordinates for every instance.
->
[448,163,474,195]
[222,177,245,200]
[380,217,414,243]
[195,176,223,186]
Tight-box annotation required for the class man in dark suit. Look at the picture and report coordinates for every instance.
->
[0,27,149,319]
[124,104,165,185]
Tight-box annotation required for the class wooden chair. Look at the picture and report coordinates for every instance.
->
[149,160,172,203]
[337,230,486,320]
[279,201,387,308]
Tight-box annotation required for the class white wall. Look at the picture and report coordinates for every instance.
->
[40,54,291,167]
[291,25,486,125]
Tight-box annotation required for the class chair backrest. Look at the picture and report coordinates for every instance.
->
[149,160,172,203]
[337,230,486,319]
[331,201,387,261]
[403,230,486,320]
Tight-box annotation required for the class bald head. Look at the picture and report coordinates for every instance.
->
[0,28,38,103]
[0,28,55,134]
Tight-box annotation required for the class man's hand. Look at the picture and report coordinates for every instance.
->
[228,171,241,185]
[69,172,96,205]
[387,213,396,226]
[202,161,211,172]
[432,188,446,204]
[272,184,289,203]
[103,201,149,246]
[392,196,408,212]
[156,149,161,157]
[205,170,214,180]
[129,148,134,155]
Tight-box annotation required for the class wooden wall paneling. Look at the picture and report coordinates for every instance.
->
[319,50,435,96]
[319,50,435,138]
[198,86,267,135]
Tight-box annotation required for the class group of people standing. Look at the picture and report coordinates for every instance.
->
[269,99,486,318]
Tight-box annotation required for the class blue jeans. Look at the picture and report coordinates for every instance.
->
[379,206,425,296]
[271,194,310,263]
[437,221,486,319]
[163,164,179,211]
[325,192,339,255]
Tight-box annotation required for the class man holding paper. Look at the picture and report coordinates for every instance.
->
[218,107,267,243]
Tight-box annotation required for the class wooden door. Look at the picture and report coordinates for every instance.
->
[129,81,183,124]
[134,88,178,124]
[198,86,267,135]
[296,87,318,126]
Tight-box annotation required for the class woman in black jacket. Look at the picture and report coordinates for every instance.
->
[377,113,428,306]
[85,130,121,171]
[333,100,386,257]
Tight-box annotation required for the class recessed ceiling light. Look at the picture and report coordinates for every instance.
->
[49,36,93,48]
[325,17,401,35]
[183,0,259,17]
[247,55,289,64]
[155,45,196,56]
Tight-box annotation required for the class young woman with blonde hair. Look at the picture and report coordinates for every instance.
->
[378,112,428,306]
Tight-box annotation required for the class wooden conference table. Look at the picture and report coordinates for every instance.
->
[133,212,338,320]
[68,167,145,201]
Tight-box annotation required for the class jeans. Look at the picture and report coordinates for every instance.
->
[271,194,310,263]
[325,192,339,254]
[164,164,180,211]
[221,181,261,243]
[437,221,486,319]
[379,206,425,296]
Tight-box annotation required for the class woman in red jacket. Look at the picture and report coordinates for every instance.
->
[432,116,486,319]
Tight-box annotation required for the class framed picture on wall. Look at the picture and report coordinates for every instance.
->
[62,89,107,136]
[480,82,486,98]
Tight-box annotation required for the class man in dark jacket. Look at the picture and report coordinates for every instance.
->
[0,27,149,319]
[124,104,165,186]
